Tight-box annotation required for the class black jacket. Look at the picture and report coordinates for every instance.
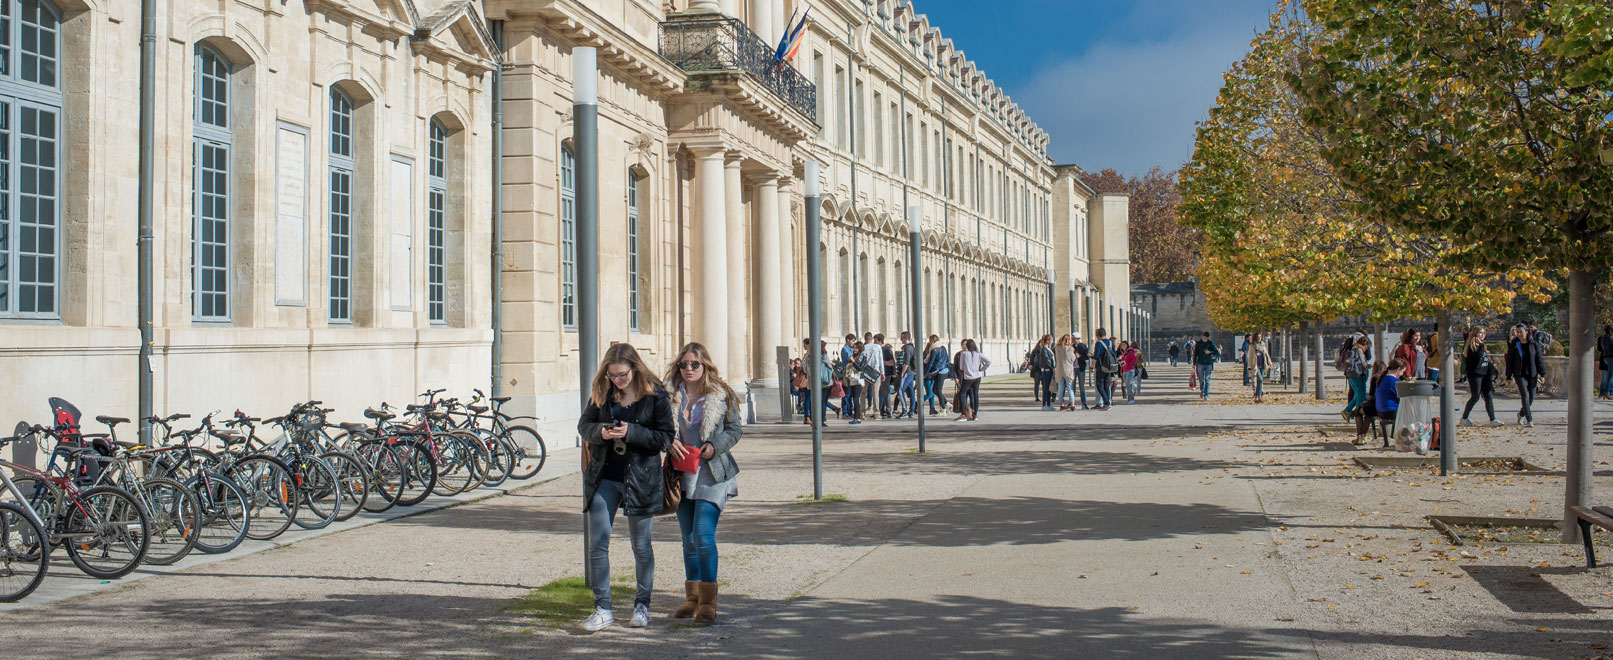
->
[1463,345,1493,381]
[1504,339,1546,381]
[578,386,676,516]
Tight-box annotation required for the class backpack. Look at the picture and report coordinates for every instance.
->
[1334,338,1352,372]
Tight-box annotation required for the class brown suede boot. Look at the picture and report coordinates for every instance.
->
[694,581,719,625]
[673,581,699,619]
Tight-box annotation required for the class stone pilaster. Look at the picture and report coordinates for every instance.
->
[753,174,781,385]
[692,147,730,374]
[724,152,748,382]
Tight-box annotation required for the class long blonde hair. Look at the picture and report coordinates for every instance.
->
[663,342,740,410]
[1464,327,1486,354]
[589,343,663,407]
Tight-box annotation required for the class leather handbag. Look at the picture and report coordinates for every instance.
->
[659,454,683,516]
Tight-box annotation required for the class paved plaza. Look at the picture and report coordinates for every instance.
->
[2,366,1611,659]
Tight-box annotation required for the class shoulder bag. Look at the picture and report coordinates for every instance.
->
[659,454,684,516]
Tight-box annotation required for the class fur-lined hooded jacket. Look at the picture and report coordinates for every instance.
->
[669,385,742,484]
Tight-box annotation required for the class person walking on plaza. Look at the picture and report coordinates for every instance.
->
[877,334,897,418]
[663,343,741,626]
[1246,332,1271,403]
[924,334,951,415]
[1118,340,1141,404]
[1459,327,1502,427]
[1072,332,1091,409]
[1055,334,1079,410]
[1185,337,1199,390]
[1598,323,1613,399]
[1169,341,1181,367]
[802,339,836,426]
[844,341,869,425]
[1092,329,1116,410]
[1031,334,1057,410]
[1193,332,1220,399]
[1393,328,1427,380]
[1341,336,1371,421]
[576,343,676,632]
[1528,321,1554,354]
[860,336,885,419]
[1239,334,1252,386]
[953,339,989,421]
[1504,323,1545,428]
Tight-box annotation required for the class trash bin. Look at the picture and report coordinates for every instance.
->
[1395,379,1439,454]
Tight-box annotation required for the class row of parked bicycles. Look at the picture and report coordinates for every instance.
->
[0,388,546,602]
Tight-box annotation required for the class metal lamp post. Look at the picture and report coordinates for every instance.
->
[907,206,926,453]
[573,46,599,592]
[804,161,824,500]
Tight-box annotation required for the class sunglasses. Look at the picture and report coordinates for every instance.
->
[678,360,703,371]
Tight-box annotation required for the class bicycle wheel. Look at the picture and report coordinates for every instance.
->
[503,425,547,480]
[355,443,404,513]
[64,485,151,580]
[6,476,57,560]
[321,451,369,521]
[139,477,201,566]
[430,436,475,496]
[185,471,250,554]
[228,455,298,541]
[474,429,513,489]
[394,441,437,507]
[452,430,492,491]
[290,455,339,530]
[0,501,48,602]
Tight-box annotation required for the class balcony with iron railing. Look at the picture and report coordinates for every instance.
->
[659,16,818,125]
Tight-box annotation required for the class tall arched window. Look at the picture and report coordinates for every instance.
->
[876,256,887,331]
[192,43,231,320]
[426,117,448,324]
[0,0,62,318]
[328,87,355,322]
[560,145,576,329]
[626,169,642,332]
[858,252,869,332]
[837,249,850,336]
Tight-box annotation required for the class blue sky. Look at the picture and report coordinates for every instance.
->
[909,0,1276,175]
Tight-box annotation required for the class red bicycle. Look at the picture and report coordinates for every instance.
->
[1,424,151,580]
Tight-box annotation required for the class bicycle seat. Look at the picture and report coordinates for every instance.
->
[364,408,395,421]
[468,405,489,414]
[339,422,369,433]
[492,396,511,404]
[405,404,433,413]
[78,432,110,440]
[97,415,130,426]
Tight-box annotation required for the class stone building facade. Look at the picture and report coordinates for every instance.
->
[0,0,496,447]
[0,0,1130,450]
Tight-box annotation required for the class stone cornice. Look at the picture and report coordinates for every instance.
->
[492,0,684,96]
[305,0,414,41]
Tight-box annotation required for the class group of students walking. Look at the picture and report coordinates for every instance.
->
[575,341,743,632]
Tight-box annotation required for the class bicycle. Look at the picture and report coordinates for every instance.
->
[86,415,202,566]
[470,388,547,481]
[143,413,253,554]
[0,424,151,580]
[155,412,300,542]
[0,434,50,602]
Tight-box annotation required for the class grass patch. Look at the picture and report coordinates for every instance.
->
[504,575,632,627]
[795,493,848,504]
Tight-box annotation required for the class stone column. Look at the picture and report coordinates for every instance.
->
[754,175,782,386]
[778,176,797,346]
[718,0,737,18]
[725,152,748,382]
[753,0,776,50]
[692,147,730,373]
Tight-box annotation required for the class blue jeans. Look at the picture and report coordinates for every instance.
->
[899,373,917,414]
[1601,365,1613,397]
[1057,377,1076,406]
[1038,371,1056,406]
[1095,374,1112,407]
[586,479,654,610]
[1345,375,1368,413]
[1197,363,1214,397]
[676,498,722,582]
[1075,370,1088,407]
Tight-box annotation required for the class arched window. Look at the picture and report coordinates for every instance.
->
[837,249,850,336]
[426,117,448,324]
[858,252,869,332]
[626,169,642,332]
[876,256,887,331]
[328,87,355,322]
[560,145,576,329]
[192,43,231,320]
[0,0,62,317]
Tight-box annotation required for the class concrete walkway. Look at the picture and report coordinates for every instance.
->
[1,364,1608,659]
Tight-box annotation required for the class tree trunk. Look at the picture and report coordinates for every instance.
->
[1375,323,1387,365]
[1437,310,1457,476]
[1299,322,1309,394]
[1562,268,1595,543]
[1314,318,1327,400]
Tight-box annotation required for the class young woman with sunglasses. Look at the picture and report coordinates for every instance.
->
[663,343,742,625]
[576,343,676,631]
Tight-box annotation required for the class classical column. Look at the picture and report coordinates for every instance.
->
[754,175,782,386]
[725,152,748,382]
[777,176,797,346]
[689,0,720,12]
[753,0,776,49]
[693,147,730,373]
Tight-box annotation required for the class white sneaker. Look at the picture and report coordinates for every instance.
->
[1488,419,1504,427]
[581,607,614,632]
[1458,418,1474,427]
[627,603,649,628]
[1523,418,1534,428]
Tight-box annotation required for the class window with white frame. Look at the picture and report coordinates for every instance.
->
[192,43,231,320]
[0,0,62,318]
[427,117,448,324]
[328,87,355,323]
[560,145,577,329]
[626,170,642,332]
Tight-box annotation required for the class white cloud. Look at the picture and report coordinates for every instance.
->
[1018,6,1268,175]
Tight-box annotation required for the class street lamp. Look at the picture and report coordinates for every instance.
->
[804,161,824,500]
[907,206,926,453]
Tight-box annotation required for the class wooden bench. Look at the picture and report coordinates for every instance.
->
[1567,505,1613,568]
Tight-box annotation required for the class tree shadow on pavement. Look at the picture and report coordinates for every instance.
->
[796,449,1244,478]
[712,596,1309,660]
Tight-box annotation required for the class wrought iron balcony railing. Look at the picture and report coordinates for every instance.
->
[660,16,818,124]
